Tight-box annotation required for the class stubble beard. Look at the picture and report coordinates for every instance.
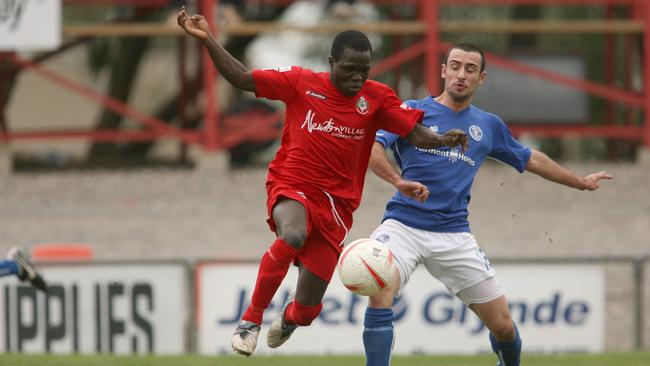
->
[448,89,473,103]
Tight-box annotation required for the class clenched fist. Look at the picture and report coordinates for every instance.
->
[177,6,211,41]
[442,129,468,151]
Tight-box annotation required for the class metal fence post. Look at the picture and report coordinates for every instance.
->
[633,257,647,349]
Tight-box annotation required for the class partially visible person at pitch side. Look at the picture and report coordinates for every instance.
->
[0,247,47,292]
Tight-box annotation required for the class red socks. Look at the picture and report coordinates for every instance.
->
[242,239,298,325]
[241,238,324,327]
[285,301,323,326]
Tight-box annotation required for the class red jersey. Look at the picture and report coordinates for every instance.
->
[252,66,423,209]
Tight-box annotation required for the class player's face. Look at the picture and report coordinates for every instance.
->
[441,48,486,103]
[329,47,371,96]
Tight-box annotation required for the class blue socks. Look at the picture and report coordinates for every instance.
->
[363,307,394,366]
[364,307,520,366]
[0,260,20,277]
[489,323,522,366]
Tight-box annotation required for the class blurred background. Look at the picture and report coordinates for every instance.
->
[0,0,648,360]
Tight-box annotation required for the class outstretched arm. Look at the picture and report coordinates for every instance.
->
[369,142,429,203]
[525,149,613,190]
[177,7,255,92]
[405,123,468,151]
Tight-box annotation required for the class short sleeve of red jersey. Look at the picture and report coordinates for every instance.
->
[252,66,302,102]
[376,90,423,138]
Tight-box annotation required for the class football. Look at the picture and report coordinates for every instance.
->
[337,238,395,296]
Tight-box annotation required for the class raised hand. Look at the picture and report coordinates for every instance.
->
[581,171,613,191]
[442,129,468,151]
[177,6,211,41]
[395,179,430,203]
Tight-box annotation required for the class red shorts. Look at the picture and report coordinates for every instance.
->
[266,181,353,282]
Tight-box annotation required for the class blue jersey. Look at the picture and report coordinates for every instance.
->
[375,97,531,233]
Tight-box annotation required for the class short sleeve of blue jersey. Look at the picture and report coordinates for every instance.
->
[375,100,416,149]
[375,129,400,149]
[488,116,532,172]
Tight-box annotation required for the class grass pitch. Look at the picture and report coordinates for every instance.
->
[1,353,650,366]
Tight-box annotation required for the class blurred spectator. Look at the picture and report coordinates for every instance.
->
[327,0,362,20]
[245,0,379,71]
[166,1,243,26]
[219,0,244,25]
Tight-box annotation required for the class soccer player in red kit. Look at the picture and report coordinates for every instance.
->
[177,7,467,356]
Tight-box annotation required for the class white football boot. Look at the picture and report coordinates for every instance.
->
[231,320,261,356]
[267,291,298,348]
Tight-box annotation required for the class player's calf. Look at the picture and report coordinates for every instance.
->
[285,300,322,326]
[363,307,394,366]
[489,322,521,366]
[268,294,322,348]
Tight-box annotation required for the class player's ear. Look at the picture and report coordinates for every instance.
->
[328,55,335,69]
[478,70,487,85]
[440,64,447,79]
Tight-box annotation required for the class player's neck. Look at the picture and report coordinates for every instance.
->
[434,93,471,113]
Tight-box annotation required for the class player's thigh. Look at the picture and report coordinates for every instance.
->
[456,275,504,305]
[272,198,309,247]
[422,233,497,296]
[370,219,425,295]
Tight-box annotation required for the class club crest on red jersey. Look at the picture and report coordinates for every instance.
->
[356,96,369,115]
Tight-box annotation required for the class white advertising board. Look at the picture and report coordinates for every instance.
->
[0,263,188,354]
[198,263,604,355]
[0,0,62,51]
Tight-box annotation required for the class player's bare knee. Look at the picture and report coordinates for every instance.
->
[368,288,394,308]
[490,319,515,341]
[279,230,306,249]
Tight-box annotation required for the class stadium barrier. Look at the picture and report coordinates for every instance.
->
[61,20,645,38]
[31,244,93,261]
[0,256,646,355]
[2,0,649,158]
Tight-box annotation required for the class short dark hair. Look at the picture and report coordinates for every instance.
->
[444,43,486,72]
[330,30,372,61]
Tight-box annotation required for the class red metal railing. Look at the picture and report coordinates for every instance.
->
[64,0,169,5]
[642,0,650,147]
[1,0,649,152]
[373,0,649,146]
[199,0,220,151]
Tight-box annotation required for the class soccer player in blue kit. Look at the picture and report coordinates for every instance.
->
[362,43,612,366]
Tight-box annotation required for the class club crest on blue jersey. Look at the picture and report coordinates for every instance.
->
[469,124,483,141]
[356,96,369,115]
